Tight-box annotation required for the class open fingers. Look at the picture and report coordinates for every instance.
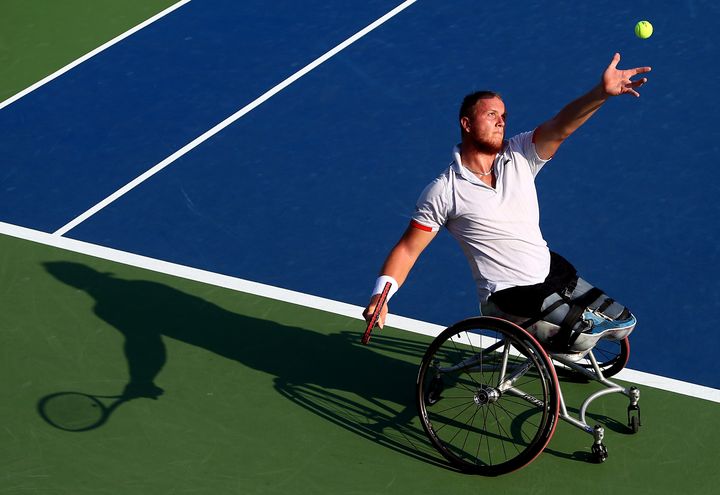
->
[632,66,652,75]
[608,52,621,69]
[623,77,648,97]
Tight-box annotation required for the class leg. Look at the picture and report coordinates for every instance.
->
[492,277,636,353]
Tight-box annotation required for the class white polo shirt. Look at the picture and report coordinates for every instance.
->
[411,130,551,302]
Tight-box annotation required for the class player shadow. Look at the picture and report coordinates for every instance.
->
[41,261,450,468]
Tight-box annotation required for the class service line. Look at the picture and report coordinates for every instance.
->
[0,0,193,111]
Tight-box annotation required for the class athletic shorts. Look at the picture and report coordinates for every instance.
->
[489,252,578,318]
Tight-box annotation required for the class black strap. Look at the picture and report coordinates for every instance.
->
[519,297,568,330]
[596,297,615,315]
[550,287,605,350]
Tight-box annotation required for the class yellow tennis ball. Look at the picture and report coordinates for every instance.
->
[635,20,653,39]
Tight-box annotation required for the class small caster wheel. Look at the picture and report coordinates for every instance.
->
[627,403,641,433]
[591,442,608,463]
[628,413,640,434]
[424,375,444,406]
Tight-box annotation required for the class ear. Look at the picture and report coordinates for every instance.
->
[460,116,471,133]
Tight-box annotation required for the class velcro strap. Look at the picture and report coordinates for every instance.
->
[551,287,605,350]
[596,297,615,315]
[520,298,568,330]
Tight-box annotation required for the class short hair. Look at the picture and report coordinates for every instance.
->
[459,90,502,120]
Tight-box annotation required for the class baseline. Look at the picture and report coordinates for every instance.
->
[2,220,718,404]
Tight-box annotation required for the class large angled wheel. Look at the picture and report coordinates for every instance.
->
[579,337,630,378]
[416,317,560,475]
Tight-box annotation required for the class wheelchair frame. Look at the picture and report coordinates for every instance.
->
[415,316,641,475]
[551,350,641,461]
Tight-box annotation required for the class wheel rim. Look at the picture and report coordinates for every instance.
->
[417,318,558,475]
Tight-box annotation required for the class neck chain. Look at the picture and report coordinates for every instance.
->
[466,165,494,177]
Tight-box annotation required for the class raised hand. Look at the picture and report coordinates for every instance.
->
[602,52,651,97]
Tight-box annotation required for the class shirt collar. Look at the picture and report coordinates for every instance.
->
[452,142,508,185]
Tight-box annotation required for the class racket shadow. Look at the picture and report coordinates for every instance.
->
[37,382,164,432]
[37,392,128,432]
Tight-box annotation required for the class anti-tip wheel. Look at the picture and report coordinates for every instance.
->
[591,443,608,463]
[628,413,640,434]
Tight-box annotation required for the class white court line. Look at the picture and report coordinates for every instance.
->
[0,0,193,111]
[53,0,419,236]
[2,220,720,404]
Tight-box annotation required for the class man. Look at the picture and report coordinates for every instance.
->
[363,53,650,352]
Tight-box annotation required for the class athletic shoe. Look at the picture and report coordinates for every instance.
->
[580,310,636,340]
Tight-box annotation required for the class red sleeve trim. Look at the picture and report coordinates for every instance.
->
[410,220,433,232]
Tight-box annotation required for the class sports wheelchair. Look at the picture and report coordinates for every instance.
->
[415,315,640,475]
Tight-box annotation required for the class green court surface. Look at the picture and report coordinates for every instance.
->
[2,3,718,491]
[0,0,179,102]
[1,233,718,494]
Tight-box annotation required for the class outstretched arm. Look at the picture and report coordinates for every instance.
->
[362,223,437,328]
[534,53,651,160]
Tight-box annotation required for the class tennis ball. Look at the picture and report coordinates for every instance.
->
[635,20,653,39]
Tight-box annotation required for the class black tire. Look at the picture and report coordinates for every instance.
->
[579,337,630,378]
[591,443,609,463]
[629,413,640,434]
[416,317,560,476]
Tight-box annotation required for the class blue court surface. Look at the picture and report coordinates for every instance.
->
[2,0,720,394]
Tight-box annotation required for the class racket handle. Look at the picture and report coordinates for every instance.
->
[361,281,392,345]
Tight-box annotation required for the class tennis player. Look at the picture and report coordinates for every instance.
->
[363,53,650,351]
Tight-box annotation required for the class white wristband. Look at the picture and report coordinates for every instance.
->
[371,275,399,301]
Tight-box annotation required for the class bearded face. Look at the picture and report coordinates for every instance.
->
[461,97,506,154]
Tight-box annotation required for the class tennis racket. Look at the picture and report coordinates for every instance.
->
[361,281,392,345]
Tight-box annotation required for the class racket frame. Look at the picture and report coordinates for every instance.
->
[361,281,392,344]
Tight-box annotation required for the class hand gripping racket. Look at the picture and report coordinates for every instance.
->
[361,281,392,345]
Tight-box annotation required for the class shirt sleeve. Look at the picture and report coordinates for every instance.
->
[508,130,550,177]
[411,175,451,232]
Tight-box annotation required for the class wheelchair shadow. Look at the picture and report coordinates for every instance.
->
[572,407,632,435]
[39,261,453,470]
[273,333,452,469]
